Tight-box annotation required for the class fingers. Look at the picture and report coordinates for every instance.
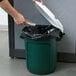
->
[18,22,25,25]
[14,18,26,25]
[33,0,35,3]
[40,0,43,4]
[13,13,28,25]
[18,21,26,25]
[33,0,43,4]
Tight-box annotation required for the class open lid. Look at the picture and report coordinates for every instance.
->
[35,1,64,33]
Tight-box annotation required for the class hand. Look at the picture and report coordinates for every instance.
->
[33,0,44,4]
[14,13,27,25]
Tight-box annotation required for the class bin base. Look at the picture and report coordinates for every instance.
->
[27,66,56,75]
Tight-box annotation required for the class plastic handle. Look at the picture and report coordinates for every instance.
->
[26,21,36,26]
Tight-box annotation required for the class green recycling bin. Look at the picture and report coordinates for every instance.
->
[20,25,64,75]
[24,38,57,75]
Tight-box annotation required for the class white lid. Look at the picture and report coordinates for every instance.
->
[35,1,64,33]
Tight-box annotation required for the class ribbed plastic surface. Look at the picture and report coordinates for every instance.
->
[24,38,57,75]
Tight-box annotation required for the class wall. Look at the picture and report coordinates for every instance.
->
[13,0,76,54]
[0,8,8,30]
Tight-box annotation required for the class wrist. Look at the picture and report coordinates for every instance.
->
[12,12,20,19]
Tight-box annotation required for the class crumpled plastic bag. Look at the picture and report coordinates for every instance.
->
[20,25,64,40]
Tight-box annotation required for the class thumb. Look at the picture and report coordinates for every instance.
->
[33,0,36,3]
[40,0,43,4]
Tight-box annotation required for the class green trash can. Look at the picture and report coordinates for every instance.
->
[20,25,64,75]
[25,38,57,75]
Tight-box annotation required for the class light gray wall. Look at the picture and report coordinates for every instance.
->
[0,8,8,25]
[14,0,76,53]
[14,0,50,49]
[44,0,76,53]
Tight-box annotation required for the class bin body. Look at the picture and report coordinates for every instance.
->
[24,38,57,75]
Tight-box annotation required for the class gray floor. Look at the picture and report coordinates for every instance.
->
[0,31,76,76]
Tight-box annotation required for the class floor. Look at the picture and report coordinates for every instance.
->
[0,31,76,76]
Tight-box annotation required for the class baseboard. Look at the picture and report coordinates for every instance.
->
[10,49,76,63]
[0,25,8,31]
[58,52,76,63]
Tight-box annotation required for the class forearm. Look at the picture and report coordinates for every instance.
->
[0,0,19,18]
